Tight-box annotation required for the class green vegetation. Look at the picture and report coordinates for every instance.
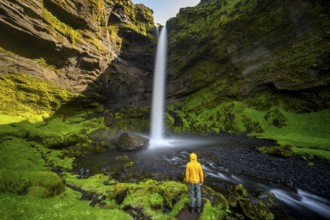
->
[107,0,155,43]
[42,9,81,44]
[0,188,132,220]
[0,131,220,219]
[108,25,123,49]
[0,104,276,219]
[31,58,58,72]
[167,0,330,161]
[0,137,65,196]
[0,99,129,219]
[0,73,72,123]
[105,107,150,132]
[167,93,330,161]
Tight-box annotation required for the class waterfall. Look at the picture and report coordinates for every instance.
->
[155,24,159,37]
[150,27,167,146]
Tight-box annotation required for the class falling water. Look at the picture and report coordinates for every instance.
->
[155,24,159,37]
[150,27,167,146]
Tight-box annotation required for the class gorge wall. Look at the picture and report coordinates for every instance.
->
[0,0,329,145]
[167,0,329,107]
[0,0,155,119]
[164,0,330,138]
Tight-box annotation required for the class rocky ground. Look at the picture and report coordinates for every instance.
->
[127,136,330,199]
[74,134,330,219]
[203,145,330,199]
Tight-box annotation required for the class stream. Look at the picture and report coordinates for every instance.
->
[75,134,330,220]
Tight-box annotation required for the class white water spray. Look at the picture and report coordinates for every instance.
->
[150,27,167,146]
[155,24,159,37]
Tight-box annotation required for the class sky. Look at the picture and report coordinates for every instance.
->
[131,0,200,25]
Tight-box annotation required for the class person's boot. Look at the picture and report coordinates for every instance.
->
[196,206,201,214]
[189,206,195,214]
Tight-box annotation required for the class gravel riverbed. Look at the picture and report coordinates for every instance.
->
[132,136,330,199]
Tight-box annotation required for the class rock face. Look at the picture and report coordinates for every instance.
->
[166,0,330,109]
[116,132,149,151]
[0,0,155,110]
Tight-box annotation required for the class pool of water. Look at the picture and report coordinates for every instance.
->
[75,134,330,219]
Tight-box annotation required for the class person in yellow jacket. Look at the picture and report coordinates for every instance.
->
[185,152,204,214]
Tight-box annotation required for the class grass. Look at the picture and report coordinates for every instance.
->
[0,73,72,122]
[0,188,132,220]
[167,97,330,161]
[253,109,330,149]
[66,174,190,220]
[0,137,65,196]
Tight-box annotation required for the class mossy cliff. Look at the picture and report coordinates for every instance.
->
[0,1,156,218]
[0,0,155,108]
[166,0,330,159]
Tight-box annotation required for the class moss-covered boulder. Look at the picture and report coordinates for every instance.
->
[257,145,294,158]
[233,184,275,220]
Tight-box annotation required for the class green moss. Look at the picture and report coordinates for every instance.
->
[257,146,294,158]
[0,114,27,125]
[42,9,81,44]
[66,173,112,194]
[0,73,72,122]
[106,107,150,132]
[66,174,190,219]
[0,188,132,220]
[0,46,16,56]
[108,1,155,42]
[108,25,123,48]
[233,184,275,220]
[199,199,226,220]
[291,146,330,161]
[32,58,58,71]
[107,179,188,219]
[167,95,330,161]
[252,109,330,150]
[0,138,65,195]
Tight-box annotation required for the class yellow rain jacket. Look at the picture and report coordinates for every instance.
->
[185,153,204,184]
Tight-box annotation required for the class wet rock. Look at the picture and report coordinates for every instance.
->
[257,145,294,158]
[116,132,149,151]
[228,195,238,208]
[116,188,128,205]
[124,205,152,220]
[115,155,130,161]
[234,184,275,220]
[77,167,90,179]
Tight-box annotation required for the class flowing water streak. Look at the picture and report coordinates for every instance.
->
[150,27,167,146]
[155,24,159,37]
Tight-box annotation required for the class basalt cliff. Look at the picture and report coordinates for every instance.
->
[164,0,330,151]
[0,0,155,113]
[1,0,330,153]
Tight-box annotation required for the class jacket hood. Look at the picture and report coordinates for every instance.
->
[190,153,197,162]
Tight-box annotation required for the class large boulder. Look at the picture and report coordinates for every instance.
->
[116,132,149,151]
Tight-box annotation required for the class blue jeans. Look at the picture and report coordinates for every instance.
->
[187,183,201,207]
